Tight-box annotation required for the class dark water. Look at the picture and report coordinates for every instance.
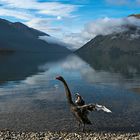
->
[0,54,140,132]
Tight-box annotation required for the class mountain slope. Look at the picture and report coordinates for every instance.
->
[0,18,70,53]
[0,18,70,83]
[76,23,140,77]
[129,14,140,19]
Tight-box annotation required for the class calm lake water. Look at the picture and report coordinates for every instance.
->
[0,53,140,132]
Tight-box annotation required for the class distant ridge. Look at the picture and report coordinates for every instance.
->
[0,18,70,82]
[129,14,140,19]
[0,18,70,53]
[76,14,140,77]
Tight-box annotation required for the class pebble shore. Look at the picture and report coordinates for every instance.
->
[0,130,139,140]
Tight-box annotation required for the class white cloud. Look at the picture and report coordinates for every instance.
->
[39,35,69,47]
[1,0,140,51]
[0,8,34,20]
[0,0,77,18]
[61,33,85,50]
[0,0,77,42]
[25,18,63,35]
[25,18,50,31]
[38,3,76,17]
[61,16,140,49]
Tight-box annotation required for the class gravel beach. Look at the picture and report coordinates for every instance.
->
[0,130,139,140]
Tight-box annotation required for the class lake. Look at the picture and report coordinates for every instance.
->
[0,53,140,132]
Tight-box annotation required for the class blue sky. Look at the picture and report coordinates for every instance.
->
[0,0,140,48]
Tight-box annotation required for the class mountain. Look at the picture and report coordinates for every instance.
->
[0,18,70,53]
[0,18,70,83]
[76,21,140,78]
[129,14,140,19]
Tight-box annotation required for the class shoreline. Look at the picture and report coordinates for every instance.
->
[0,129,139,140]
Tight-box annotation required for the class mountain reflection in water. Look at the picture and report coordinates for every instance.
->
[0,54,140,132]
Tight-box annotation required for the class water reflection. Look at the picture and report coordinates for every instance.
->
[0,52,68,83]
[0,54,140,132]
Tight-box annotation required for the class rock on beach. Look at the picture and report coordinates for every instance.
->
[0,130,139,140]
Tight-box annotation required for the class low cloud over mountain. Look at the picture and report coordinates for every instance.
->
[62,16,140,49]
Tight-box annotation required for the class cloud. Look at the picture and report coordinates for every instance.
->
[61,16,140,49]
[0,0,77,18]
[39,35,69,47]
[0,0,78,42]
[25,18,63,35]
[61,33,85,50]
[1,0,140,51]
[0,8,34,20]
[25,18,51,31]
[38,3,76,17]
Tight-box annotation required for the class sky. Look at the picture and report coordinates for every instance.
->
[0,0,140,49]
